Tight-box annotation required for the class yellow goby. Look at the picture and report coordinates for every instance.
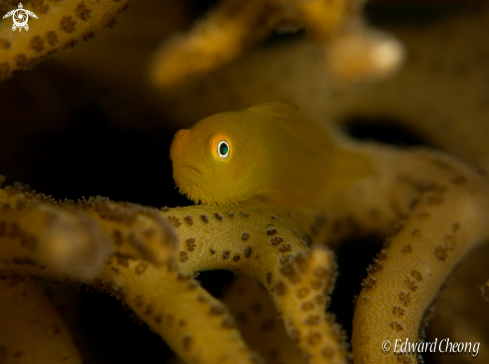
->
[170,101,372,208]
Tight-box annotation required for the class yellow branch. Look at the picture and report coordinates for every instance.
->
[0,277,82,364]
[0,0,129,80]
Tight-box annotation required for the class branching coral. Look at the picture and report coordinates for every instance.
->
[2,125,489,363]
[149,0,404,88]
[163,3,489,171]
[0,0,129,80]
[0,276,82,363]
[1,2,489,364]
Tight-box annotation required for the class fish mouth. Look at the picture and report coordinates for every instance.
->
[180,165,202,175]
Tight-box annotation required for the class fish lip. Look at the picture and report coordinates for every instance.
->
[181,164,202,175]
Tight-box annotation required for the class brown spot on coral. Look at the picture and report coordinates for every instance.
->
[184,215,193,225]
[271,215,279,220]
[392,306,406,318]
[451,175,466,184]
[306,331,322,346]
[241,232,249,241]
[404,277,418,292]
[301,301,314,311]
[180,251,188,262]
[0,38,11,50]
[75,2,92,20]
[236,311,248,323]
[417,212,430,221]
[305,314,320,326]
[411,228,422,238]
[115,254,130,267]
[426,195,444,206]
[269,349,279,359]
[214,213,223,220]
[389,321,404,332]
[154,313,162,325]
[290,328,300,342]
[411,270,422,281]
[260,318,275,331]
[266,271,272,284]
[435,245,451,262]
[361,275,376,291]
[222,251,230,260]
[0,63,10,80]
[197,295,209,303]
[314,294,325,305]
[166,314,175,327]
[60,16,77,33]
[249,302,262,314]
[244,247,252,257]
[280,264,300,284]
[209,248,216,255]
[270,236,284,246]
[15,54,28,68]
[314,267,329,279]
[45,31,58,46]
[278,243,292,252]
[201,214,209,223]
[221,316,234,329]
[103,15,118,29]
[272,281,285,296]
[185,238,196,252]
[83,31,96,42]
[401,244,413,254]
[177,273,192,282]
[267,227,278,236]
[399,291,411,306]
[310,280,323,291]
[226,211,234,217]
[134,295,143,308]
[46,323,61,337]
[240,211,249,217]
[182,334,192,351]
[135,263,148,276]
[322,346,335,359]
[233,254,241,262]
[167,216,181,227]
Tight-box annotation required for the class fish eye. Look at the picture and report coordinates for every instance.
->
[217,140,230,159]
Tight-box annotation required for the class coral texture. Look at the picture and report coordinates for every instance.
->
[0,1,488,364]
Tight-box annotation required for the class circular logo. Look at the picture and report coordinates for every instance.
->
[382,340,391,353]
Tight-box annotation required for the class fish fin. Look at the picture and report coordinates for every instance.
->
[247,100,298,118]
[323,148,374,199]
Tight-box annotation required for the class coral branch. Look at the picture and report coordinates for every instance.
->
[222,275,306,364]
[150,0,272,89]
[0,0,129,80]
[158,205,347,364]
[0,187,112,280]
[339,144,489,364]
[0,183,178,280]
[95,257,262,364]
[149,0,402,88]
[0,276,82,364]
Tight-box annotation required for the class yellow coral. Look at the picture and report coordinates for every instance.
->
[1,2,489,364]
[0,0,129,80]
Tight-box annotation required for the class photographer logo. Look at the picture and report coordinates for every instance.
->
[2,3,38,32]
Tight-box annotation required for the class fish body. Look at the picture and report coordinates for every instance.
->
[170,101,372,208]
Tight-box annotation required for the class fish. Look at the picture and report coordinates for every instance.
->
[170,101,373,208]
